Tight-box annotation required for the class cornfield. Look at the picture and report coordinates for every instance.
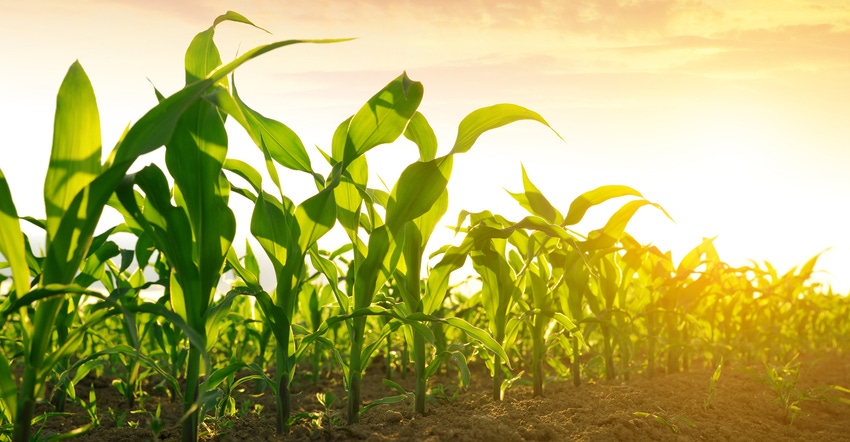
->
[1,12,848,442]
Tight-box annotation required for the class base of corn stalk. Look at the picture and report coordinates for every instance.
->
[22,353,850,442]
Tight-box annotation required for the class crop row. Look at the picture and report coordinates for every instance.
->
[1,12,847,442]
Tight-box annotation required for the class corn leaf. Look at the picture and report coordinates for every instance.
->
[579,200,664,251]
[404,111,438,161]
[508,165,562,224]
[385,156,453,232]
[0,169,30,300]
[332,72,423,168]
[562,185,643,227]
[445,317,510,366]
[231,81,313,174]
[0,349,17,420]
[450,103,558,155]
[43,61,102,244]
[295,187,337,253]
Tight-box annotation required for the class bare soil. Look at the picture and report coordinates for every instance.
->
[36,353,850,442]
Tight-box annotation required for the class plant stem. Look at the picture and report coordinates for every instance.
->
[492,353,503,401]
[347,317,366,424]
[276,375,291,434]
[532,324,545,396]
[12,372,37,442]
[413,330,426,414]
[571,335,581,387]
[275,324,292,434]
[182,345,201,442]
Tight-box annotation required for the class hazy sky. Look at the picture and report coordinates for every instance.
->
[2,1,849,291]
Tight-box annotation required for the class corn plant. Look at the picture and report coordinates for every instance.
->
[0,10,347,441]
[704,357,722,410]
[501,170,671,386]
[390,106,559,414]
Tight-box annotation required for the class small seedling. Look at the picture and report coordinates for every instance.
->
[762,356,803,424]
[704,358,722,410]
[633,411,695,434]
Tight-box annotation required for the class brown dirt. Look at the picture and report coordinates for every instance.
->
[36,353,850,442]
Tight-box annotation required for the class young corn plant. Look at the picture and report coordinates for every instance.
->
[0,10,344,442]
[502,168,670,385]
[704,358,722,410]
[223,71,425,431]
[389,106,558,414]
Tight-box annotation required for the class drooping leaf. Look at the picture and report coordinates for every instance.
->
[562,185,643,227]
[212,10,270,32]
[332,72,424,168]
[450,103,559,155]
[385,156,453,232]
[404,111,438,161]
[232,80,313,173]
[295,187,337,253]
[507,165,562,224]
[579,200,665,251]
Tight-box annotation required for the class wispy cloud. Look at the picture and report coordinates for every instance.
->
[610,23,850,76]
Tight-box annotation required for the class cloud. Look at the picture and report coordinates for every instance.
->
[611,23,850,76]
[221,0,722,40]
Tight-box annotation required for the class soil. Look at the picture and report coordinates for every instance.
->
[33,353,850,442]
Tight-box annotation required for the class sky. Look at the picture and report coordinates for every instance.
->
[1,0,849,292]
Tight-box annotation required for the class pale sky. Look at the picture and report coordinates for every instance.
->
[2,0,849,292]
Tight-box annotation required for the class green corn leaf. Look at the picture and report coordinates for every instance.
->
[385,156,453,232]
[414,189,449,249]
[450,103,559,155]
[74,240,120,288]
[38,308,112,380]
[225,247,261,292]
[396,225,424,310]
[41,39,345,289]
[250,289,291,352]
[62,344,181,401]
[332,72,424,168]
[353,226,392,310]
[295,186,337,253]
[383,379,409,396]
[579,199,665,251]
[0,350,16,420]
[334,156,367,235]
[213,10,270,31]
[451,351,471,388]
[677,237,718,276]
[231,80,313,173]
[424,240,476,315]
[507,165,562,224]
[552,312,587,349]
[0,169,31,301]
[445,317,510,368]
[202,362,247,391]
[185,27,225,85]
[562,185,644,226]
[43,61,102,244]
[360,395,409,414]
[112,38,350,167]
[404,112,438,161]
[308,248,349,312]
[118,165,201,326]
[2,283,103,314]
[223,159,264,195]
[205,290,239,351]
[168,33,237,314]
[251,190,295,272]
